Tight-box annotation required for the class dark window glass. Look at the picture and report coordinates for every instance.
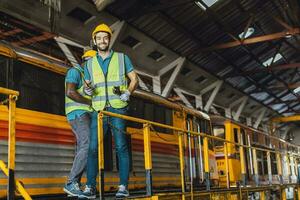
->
[11,60,65,115]
[213,125,225,146]
[253,132,258,143]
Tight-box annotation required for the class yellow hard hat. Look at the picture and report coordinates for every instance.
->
[92,23,112,38]
[82,50,97,59]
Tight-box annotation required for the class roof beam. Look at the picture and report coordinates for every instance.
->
[233,97,248,121]
[161,57,185,97]
[196,28,300,52]
[272,115,300,122]
[0,28,22,38]
[234,63,300,77]
[12,32,55,46]
[268,98,300,105]
[200,80,223,112]
[110,20,126,48]
[253,108,267,129]
[55,38,79,67]
[267,82,300,90]
[173,88,193,108]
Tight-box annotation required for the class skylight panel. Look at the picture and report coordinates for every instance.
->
[195,0,219,10]
[294,86,300,94]
[239,27,255,39]
[262,53,283,67]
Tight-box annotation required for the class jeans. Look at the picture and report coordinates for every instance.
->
[67,113,90,184]
[86,106,129,187]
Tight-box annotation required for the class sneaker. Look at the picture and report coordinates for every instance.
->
[63,182,82,197]
[116,185,129,198]
[79,185,96,199]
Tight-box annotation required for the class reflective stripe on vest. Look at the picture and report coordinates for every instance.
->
[65,65,92,115]
[87,52,128,111]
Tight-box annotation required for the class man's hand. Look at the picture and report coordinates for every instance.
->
[66,82,91,105]
[120,90,130,102]
[84,80,94,96]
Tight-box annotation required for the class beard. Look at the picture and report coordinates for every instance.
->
[96,43,109,52]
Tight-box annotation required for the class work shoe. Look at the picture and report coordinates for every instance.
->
[79,185,96,199]
[63,182,82,197]
[116,185,129,198]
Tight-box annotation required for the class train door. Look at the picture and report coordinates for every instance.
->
[195,117,219,186]
[212,124,227,186]
[225,122,241,185]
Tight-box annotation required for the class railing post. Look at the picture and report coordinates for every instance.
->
[252,148,259,186]
[186,121,193,200]
[239,135,246,187]
[281,187,287,200]
[97,113,105,200]
[8,94,17,200]
[196,125,204,182]
[203,137,210,190]
[260,191,265,200]
[178,132,185,200]
[143,123,153,196]
[224,142,230,188]
[277,153,283,184]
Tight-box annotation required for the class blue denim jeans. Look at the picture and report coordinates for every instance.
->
[86,106,129,188]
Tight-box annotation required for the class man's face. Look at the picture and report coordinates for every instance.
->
[94,32,110,51]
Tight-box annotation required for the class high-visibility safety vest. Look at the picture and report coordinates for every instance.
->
[65,65,92,115]
[86,52,128,111]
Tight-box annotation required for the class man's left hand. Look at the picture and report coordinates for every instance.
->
[120,90,130,102]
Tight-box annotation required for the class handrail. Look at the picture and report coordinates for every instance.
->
[98,111,300,199]
[0,87,19,96]
[99,111,299,156]
[0,87,32,200]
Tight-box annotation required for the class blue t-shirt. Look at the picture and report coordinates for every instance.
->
[65,65,88,121]
[84,50,134,80]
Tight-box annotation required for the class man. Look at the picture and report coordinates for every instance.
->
[63,50,97,197]
[80,23,138,199]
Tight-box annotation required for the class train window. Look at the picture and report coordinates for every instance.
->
[257,151,263,175]
[265,136,270,147]
[253,132,258,143]
[240,129,247,145]
[128,97,144,128]
[0,55,9,102]
[213,126,225,146]
[233,128,239,143]
[263,152,268,175]
[0,55,8,88]
[271,153,278,175]
[129,97,173,133]
[12,60,65,115]
[279,142,282,149]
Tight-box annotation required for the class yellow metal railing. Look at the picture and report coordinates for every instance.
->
[0,87,32,200]
[98,110,300,200]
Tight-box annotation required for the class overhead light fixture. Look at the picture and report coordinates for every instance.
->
[239,27,255,39]
[262,53,283,67]
[293,86,300,94]
[195,0,219,10]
